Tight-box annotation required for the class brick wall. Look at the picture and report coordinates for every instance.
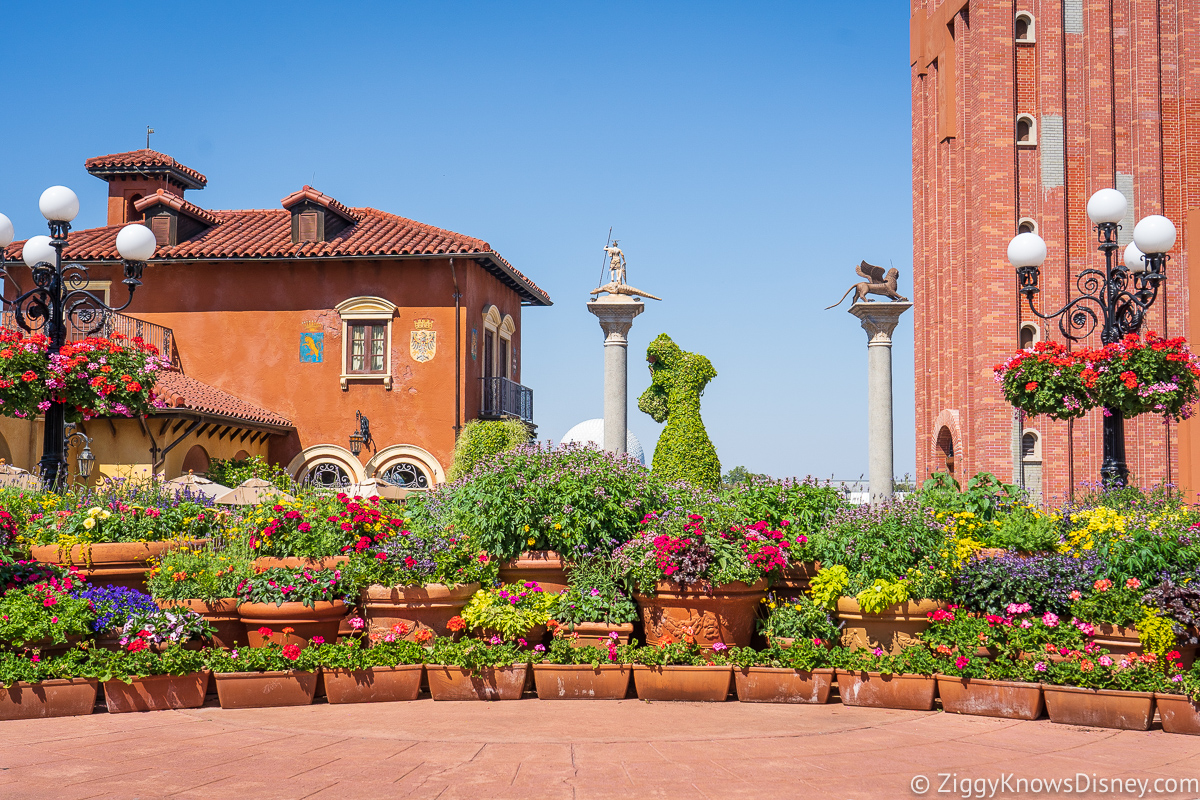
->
[911,0,1199,503]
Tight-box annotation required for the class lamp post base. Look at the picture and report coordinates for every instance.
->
[1101,410,1129,488]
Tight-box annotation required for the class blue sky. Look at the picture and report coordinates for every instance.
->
[0,1,915,481]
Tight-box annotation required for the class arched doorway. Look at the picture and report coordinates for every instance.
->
[181,444,210,476]
[936,427,956,476]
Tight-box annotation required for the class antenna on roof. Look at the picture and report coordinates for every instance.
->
[146,126,155,149]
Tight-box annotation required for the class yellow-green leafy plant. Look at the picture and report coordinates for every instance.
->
[461,582,555,641]
[855,578,911,613]
[809,565,849,610]
[637,333,720,489]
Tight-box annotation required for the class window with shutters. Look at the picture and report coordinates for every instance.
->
[298,211,320,242]
[348,323,387,374]
[335,296,397,390]
[150,215,172,245]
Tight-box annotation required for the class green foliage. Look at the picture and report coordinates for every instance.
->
[205,642,322,673]
[461,583,555,640]
[725,641,832,671]
[340,526,495,589]
[428,442,678,560]
[721,466,767,488]
[0,582,94,647]
[147,540,254,602]
[721,476,844,538]
[309,638,426,669]
[917,472,1020,522]
[983,504,1061,552]
[1070,579,1146,628]
[854,579,911,613]
[757,593,839,643]
[206,454,295,491]
[426,637,529,674]
[628,640,730,666]
[239,491,408,559]
[1043,649,1169,692]
[809,565,849,610]
[236,568,351,608]
[0,647,111,688]
[830,643,939,676]
[536,636,630,667]
[638,333,721,489]
[550,556,637,626]
[1137,611,1177,658]
[94,643,208,683]
[25,483,225,546]
[448,419,529,481]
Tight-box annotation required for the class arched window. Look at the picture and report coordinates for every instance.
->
[1015,12,1035,43]
[287,444,365,489]
[1019,323,1040,350]
[1016,114,1037,146]
[1018,218,1038,235]
[335,296,398,390]
[380,461,430,489]
[181,445,210,475]
[1021,431,1041,461]
[481,305,516,380]
[936,427,956,475]
[364,444,446,489]
[307,461,352,489]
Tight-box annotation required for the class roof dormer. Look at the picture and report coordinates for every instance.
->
[280,186,361,244]
[134,189,220,246]
[85,149,207,226]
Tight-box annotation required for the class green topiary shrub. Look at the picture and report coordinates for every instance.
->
[448,419,530,481]
[637,333,721,489]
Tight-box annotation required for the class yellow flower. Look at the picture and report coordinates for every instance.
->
[82,518,96,530]
[524,525,530,532]
[527,537,536,546]
[99,509,111,520]
[87,507,103,518]
[554,523,562,530]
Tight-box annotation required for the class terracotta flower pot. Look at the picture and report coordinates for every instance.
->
[103,671,210,713]
[533,664,632,699]
[426,664,528,700]
[1043,685,1156,731]
[157,598,247,649]
[30,540,205,592]
[1154,693,1200,735]
[497,550,569,593]
[936,676,1044,720]
[635,580,768,649]
[0,678,98,721]
[734,667,834,704]
[253,556,349,571]
[15,635,84,656]
[238,600,347,647]
[322,665,424,704]
[214,670,319,709]
[632,665,733,702]
[1086,625,1197,668]
[835,597,945,654]
[555,622,636,648]
[360,583,479,641]
[473,625,547,645]
[771,560,821,598]
[835,670,938,711]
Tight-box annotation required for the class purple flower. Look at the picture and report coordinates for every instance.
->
[1034,662,1047,672]
[711,642,728,652]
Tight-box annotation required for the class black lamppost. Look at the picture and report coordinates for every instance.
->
[0,186,157,485]
[1007,188,1178,487]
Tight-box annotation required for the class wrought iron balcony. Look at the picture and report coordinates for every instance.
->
[479,376,533,422]
[2,310,176,365]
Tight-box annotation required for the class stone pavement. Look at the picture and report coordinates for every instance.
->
[2,698,1200,800]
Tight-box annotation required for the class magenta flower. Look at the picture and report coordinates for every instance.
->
[1042,612,1059,627]
[1034,662,1046,672]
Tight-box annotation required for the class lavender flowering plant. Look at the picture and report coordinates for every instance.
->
[343,524,496,588]
[950,551,1103,616]
[71,585,159,633]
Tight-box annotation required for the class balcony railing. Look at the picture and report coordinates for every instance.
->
[2,310,176,365]
[480,376,533,422]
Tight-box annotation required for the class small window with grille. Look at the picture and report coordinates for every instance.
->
[347,322,388,374]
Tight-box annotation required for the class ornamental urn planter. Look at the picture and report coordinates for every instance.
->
[252,556,349,571]
[322,665,424,704]
[361,583,479,641]
[213,670,319,709]
[771,561,821,599]
[533,664,632,699]
[734,667,834,704]
[238,600,347,647]
[1153,693,1200,735]
[31,541,205,592]
[1042,685,1155,731]
[936,676,1044,720]
[635,580,768,649]
[835,670,938,711]
[497,550,569,593]
[157,598,246,649]
[0,678,98,721]
[555,622,636,648]
[103,671,210,713]
[426,664,528,700]
[835,598,945,654]
[632,665,733,702]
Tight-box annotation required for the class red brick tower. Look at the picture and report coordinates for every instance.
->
[911,0,1200,503]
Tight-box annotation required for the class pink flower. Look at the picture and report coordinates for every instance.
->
[348,617,365,630]
[1042,612,1059,627]
[1005,603,1032,615]
[1099,656,1113,666]
[955,656,969,669]
[311,636,326,644]
[712,642,728,652]
[872,648,884,656]
[1125,578,1141,590]
[1034,662,1046,672]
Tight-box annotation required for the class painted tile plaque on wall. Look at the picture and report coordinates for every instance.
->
[411,318,436,363]
[300,331,324,363]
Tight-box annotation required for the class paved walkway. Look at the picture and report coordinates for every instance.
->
[3,698,1200,799]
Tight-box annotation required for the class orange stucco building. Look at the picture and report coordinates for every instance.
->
[2,149,551,488]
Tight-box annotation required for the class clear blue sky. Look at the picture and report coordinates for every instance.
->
[0,1,915,481]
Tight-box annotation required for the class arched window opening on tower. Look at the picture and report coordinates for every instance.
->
[1016,115,1037,146]
[1018,218,1038,235]
[936,427,956,476]
[1015,12,1035,43]
[1019,322,1040,350]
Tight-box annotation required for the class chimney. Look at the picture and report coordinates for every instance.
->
[84,150,208,227]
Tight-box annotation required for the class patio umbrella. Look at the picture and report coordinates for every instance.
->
[0,463,40,490]
[161,472,231,500]
[343,478,409,501]
[214,477,295,506]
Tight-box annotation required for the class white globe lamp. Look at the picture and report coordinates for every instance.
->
[1086,188,1127,225]
[38,186,79,223]
[1132,215,1177,255]
[21,235,56,268]
[1007,232,1047,268]
[115,224,157,262]
[0,214,13,248]
[1123,242,1146,273]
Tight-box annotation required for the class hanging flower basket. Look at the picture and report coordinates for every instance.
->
[0,329,169,421]
[994,333,1200,422]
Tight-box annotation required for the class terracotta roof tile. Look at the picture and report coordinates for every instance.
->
[134,190,222,227]
[4,206,551,305]
[153,370,292,429]
[84,149,208,189]
[280,185,362,222]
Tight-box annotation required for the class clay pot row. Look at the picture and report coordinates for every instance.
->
[157,599,348,649]
[30,541,209,593]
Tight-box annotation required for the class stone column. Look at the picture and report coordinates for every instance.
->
[587,294,644,454]
[848,302,911,504]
